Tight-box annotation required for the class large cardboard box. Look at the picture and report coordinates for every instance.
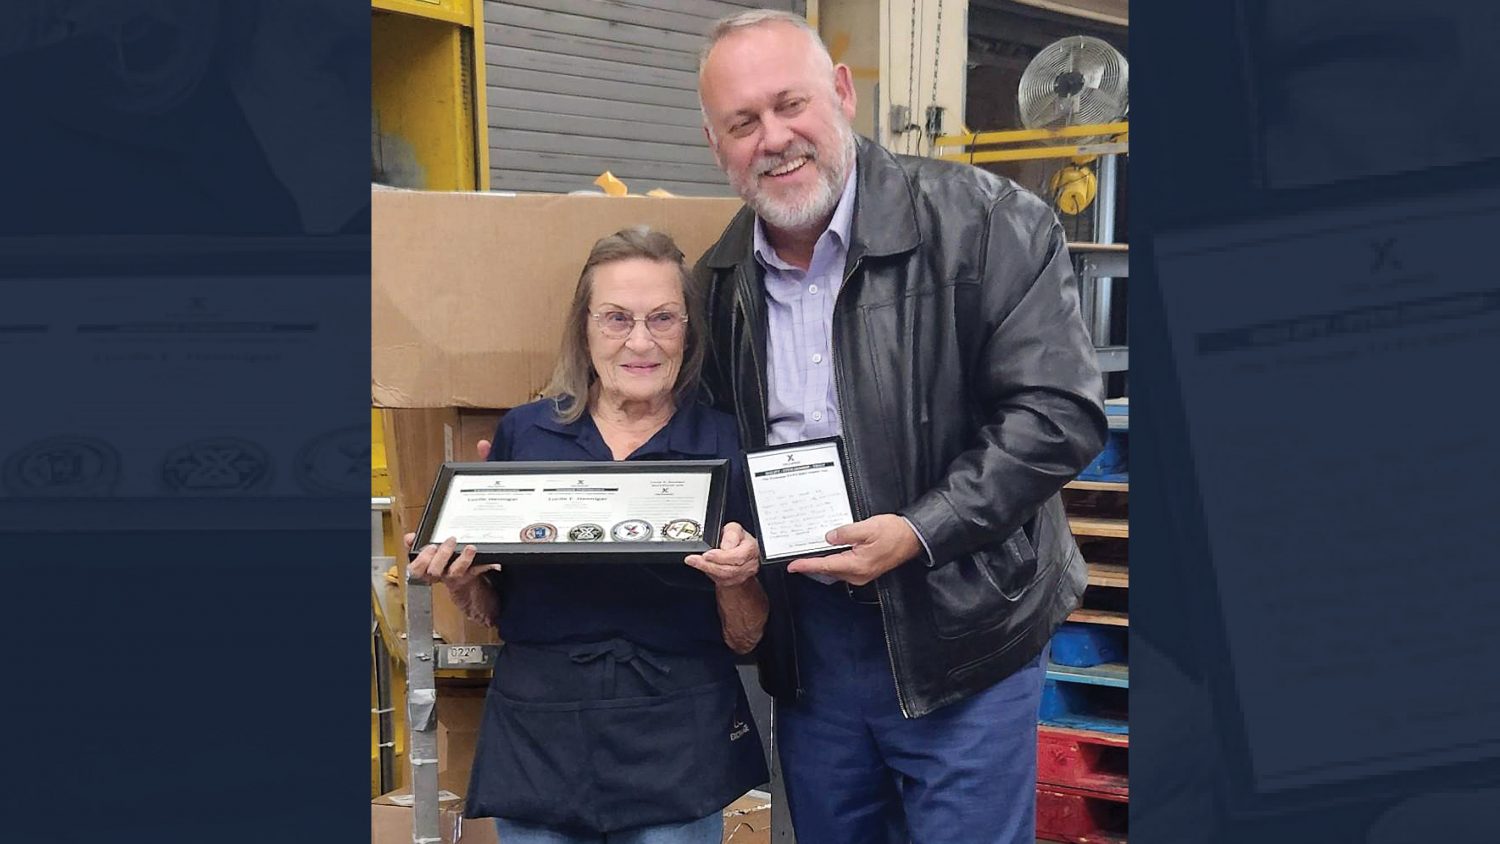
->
[372,787,767,844]
[722,791,772,844]
[380,406,507,646]
[371,782,497,844]
[381,407,505,531]
[437,686,488,792]
[372,190,743,409]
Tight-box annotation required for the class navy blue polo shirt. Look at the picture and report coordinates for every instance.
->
[486,397,749,657]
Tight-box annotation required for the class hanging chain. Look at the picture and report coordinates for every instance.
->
[906,0,920,154]
[924,0,946,155]
[929,0,944,120]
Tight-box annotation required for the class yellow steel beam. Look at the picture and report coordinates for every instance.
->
[939,141,1128,164]
[372,0,472,27]
[372,13,477,189]
[934,121,1129,149]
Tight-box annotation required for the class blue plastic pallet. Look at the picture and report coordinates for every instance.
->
[1051,623,1127,668]
[1078,430,1128,480]
[1046,662,1129,688]
[1039,679,1128,735]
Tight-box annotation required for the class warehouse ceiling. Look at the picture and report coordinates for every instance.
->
[1010,0,1126,28]
[969,0,1126,70]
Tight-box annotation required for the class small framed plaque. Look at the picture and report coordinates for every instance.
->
[744,437,856,565]
[409,460,730,565]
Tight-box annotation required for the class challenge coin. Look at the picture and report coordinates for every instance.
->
[519,523,558,543]
[568,523,604,542]
[661,519,702,541]
[610,519,654,541]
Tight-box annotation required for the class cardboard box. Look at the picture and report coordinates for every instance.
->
[722,791,772,844]
[381,407,504,530]
[437,686,487,792]
[372,786,767,844]
[372,782,497,844]
[458,410,505,463]
[372,190,743,409]
[381,407,508,646]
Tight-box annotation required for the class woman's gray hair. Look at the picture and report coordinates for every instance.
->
[542,226,705,424]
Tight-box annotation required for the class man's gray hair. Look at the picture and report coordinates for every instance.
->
[697,9,834,76]
[697,9,837,135]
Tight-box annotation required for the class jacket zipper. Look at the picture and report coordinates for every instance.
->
[734,265,802,698]
[831,257,912,718]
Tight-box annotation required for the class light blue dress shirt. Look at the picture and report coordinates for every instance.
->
[752,164,933,576]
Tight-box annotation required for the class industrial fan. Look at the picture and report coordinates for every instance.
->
[1018,35,1128,215]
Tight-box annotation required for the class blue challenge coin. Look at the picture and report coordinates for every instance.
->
[519,523,558,543]
[2,436,121,496]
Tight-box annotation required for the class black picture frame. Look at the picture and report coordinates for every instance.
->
[743,436,857,565]
[409,459,730,565]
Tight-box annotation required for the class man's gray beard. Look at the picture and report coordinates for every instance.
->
[742,127,856,233]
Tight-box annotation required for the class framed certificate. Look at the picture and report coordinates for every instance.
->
[744,437,856,564]
[409,460,730,565]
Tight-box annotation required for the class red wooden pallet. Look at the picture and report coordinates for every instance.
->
[1036,786,1128,843]
[1038,726,1129,799]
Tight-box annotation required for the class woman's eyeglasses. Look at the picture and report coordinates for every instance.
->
[590,309,688,339]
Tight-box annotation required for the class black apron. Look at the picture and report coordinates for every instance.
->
[464,639,768,833]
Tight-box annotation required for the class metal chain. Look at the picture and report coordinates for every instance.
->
[928,0,944,154]
[906,0,919,154]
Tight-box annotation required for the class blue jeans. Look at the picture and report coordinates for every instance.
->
[492,810,722,844]
[777,577,1048,844]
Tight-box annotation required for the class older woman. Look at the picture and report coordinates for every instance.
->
[406,227,768,844]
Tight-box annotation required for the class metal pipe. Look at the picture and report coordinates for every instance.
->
[1091,153,1119,343]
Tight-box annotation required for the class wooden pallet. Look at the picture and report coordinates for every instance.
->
[1068,517,1128,538]
[1054,462,1130,801]
[1038,726,1129,800]
[1068,608,1128,627]
[1065,479,1129,493]
[1036,786,1128,843]
[1085,563,1129,588]
[1069,566,1129,627]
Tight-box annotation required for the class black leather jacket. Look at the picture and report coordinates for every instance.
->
[697,137,1108,718]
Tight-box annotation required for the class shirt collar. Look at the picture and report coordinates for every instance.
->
[753,160,858,271]
[532,395,720,459]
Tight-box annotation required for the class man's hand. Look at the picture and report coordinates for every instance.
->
[685,521,761,588]
[786,514,921,586]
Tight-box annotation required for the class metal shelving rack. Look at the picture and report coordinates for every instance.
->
[371,497,399,796]
[373,493,501,843]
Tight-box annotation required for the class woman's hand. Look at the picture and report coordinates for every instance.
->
[405,534,501,589]
[399,435,503,627]
[404,533,503,628]
[684,521,761,588]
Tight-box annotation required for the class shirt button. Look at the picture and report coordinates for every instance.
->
[812,411,823,422]
[811,353,823,364]
[808,284,819,294]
